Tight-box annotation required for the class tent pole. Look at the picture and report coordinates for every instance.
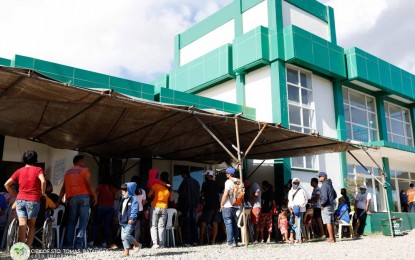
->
[194,116,238,162]
[234,117,248,247]
[348,151,394,238]
[242,124,267,158]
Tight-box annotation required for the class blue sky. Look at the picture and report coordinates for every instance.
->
[0,0,414,84]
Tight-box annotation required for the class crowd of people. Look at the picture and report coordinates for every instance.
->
[0,149,385,256]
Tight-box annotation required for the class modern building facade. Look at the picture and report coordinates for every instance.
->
[1,0,415,231]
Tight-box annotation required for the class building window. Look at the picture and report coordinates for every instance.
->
[385,102,413,146]
[343,88,378,142]
[287,67,316,169]
[390,170,415,212]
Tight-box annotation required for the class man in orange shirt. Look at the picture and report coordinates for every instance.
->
[59,155,96,249]
[407,184,415,213]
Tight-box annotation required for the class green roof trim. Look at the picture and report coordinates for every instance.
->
[345,47,415,102]
[158,88,256,120]
[283,25,346,79]
[241,0,265,12]
[13,55,155,100]
[233,26,270,73]
[284,0,328,22]
[169,44,235,93]
[0,57,12,67]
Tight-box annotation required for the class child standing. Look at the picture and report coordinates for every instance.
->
[119,182,141,257]
[278,209,289,243]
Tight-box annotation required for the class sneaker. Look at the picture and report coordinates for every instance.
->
[151,244,160,249]
[101,242,107,248]
[253,240,259,244]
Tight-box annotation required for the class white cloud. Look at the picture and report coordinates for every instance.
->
[0,0,232,82]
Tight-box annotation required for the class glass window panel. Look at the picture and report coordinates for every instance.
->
[406,138,413,146]
[290,125,302,132]
[403,110,410,122]
[390,178,398,211]
[409,172,415,180]
[405,123,413,138]
[292,157,304,168]
[289,105,301,125]
[344,105,350,122]
[303,109,311,127]
[389,105,402,120]
[365,181,375,211]
[349,90,366,109]
[305,156,315,169]
[369,129,378,142]
[346,123,352,140]
[352,125,369,142]
[300,73,311,89]
[350,107,368,126]
[395,171,409,179]
[342,88,349,104]
[372,168,379,176]
[398,179,410,192]
[391,120,405,136]
[303,128,312,134]
[347,164,354,174]
[385,102,390,116]
[366,97,375,112]
[301,89,312,106]
[368,113,377,129]
[287,69,298,84]
[288,84,300,103]
[391,134,406,145]
[386,120,391,133]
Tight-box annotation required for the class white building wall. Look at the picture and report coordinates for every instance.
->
[198,79,236,104]
[180,20,235,66]
[245,66,273,122]
[242,0,268,34]
[282,1,329,40]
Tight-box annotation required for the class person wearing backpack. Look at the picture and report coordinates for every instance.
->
[318,172,337,243]
[287,178,308,243]
[220,167,242,248]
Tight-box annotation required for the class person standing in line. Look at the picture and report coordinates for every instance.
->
[178,170,200,246]
[148,171,173,249]
[318,172,337,243]
[287,178,307,243]
[259,181,276,243]
[58,155,97,249]
[308,178,325,238]
[200,170,220,245]
[4,150,46,247]
[400,190,408,212]
[340,188,351,213]
[406,184,415,213]
[244,179,262,243]
[220,167,240,248]
[353,185,371,237]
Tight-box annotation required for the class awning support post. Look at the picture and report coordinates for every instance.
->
[242,123,267,159]
[348,150,394,238]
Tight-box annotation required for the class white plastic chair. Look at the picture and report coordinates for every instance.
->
[165,208,178,247]
[61,208,90,248]
[51,205,65,248]
[237,208,252,245]
[338,211,354,240]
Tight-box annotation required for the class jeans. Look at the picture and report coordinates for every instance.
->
[134,212,143,241]
[222,207,238,245]
[294,212,304,241]
[121,224,136,249]
[150,207,167,246]
[91,205,114,245]
[182,208,198,244]
[409,202,415,213]
[66,194,90,248]
[355,208,368,235]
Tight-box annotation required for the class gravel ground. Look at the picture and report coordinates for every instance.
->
[1,231,413,260]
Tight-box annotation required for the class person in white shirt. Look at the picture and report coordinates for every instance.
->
[287,178,308,243]
[354,184,371,237]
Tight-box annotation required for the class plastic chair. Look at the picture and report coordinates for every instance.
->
[51,205,65,248]
[338,211,354,240]
[165,208,178,247]
[237,208,252,245]
[61,208,90,248]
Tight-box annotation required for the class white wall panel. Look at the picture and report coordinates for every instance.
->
[312,74,336,138]
[242,0,268,34]
[245,66,273,122]
[198,79,236,104]
[282,1,329,40]
[180,20,235,66]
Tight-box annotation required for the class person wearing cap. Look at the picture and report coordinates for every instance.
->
[308,178,325,238]
[220,167,241,247]
[318,172,337,243]
[353,184,371,237]
[287,177,308,243]
[200,170,220,245]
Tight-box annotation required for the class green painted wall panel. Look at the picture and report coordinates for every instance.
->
[14,55,35,69]
[0,58,11,66]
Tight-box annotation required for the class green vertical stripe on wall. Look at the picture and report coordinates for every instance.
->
[270,60,288,126]
[333,81,347,187]
[235,0,243,37]
[267,0,284,61]
[236,73,245,106]
[375,96,388,141]
[327,7,337,45]
[381,157,394,212]
[174,35,181,68]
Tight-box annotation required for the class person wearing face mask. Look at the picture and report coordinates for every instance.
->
[353,185,371,238]
[287,178,308,243]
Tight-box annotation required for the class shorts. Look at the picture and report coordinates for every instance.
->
[258,212,273,232]
[321,206,334,225]
[16,200,40,219]
[313,207,321,218]
[201,209,220,223]
[250,207,262,225]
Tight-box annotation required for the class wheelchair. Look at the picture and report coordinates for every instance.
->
[6,197,56,252]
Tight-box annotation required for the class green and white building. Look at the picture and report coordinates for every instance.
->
[2,0,415,232]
